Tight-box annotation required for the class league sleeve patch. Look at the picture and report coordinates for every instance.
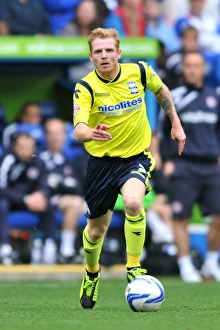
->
[73,102,80,117]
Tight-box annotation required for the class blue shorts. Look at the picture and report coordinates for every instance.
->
[168,158,220,219]
[84,152,154,219]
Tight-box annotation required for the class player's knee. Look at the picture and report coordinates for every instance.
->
[124,196,143,216]
[211,216,220,229]
[58,195,83,211]
[88,225,106,241]
[173,218,189,230]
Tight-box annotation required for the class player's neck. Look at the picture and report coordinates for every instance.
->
[96,64,120,82]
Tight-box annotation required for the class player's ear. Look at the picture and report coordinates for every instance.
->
[89,52,93,62]
[117,48,122,60]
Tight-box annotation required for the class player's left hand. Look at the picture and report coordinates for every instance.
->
[92,123,112,141]
[171,123,186,156]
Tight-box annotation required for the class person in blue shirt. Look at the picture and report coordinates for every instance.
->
[144,0,181,54]
[40,0,81,35]
[174,0,220,53]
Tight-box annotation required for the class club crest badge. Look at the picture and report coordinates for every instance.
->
[127,81,138,94]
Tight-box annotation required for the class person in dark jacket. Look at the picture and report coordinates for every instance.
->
[0,133,57,265]
[159,51,220,283]
[0,0,51,35]
[165,26,200,90]
[40,118,87,263]
[2,102,43,151]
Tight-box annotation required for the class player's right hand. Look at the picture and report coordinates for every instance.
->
[25,192,48,212]
[92,123,112,141]
[163,160,175,178]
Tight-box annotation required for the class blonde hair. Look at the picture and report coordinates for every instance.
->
[88,27,120,51]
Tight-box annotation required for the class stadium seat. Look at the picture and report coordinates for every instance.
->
[40,0,82,35]
[203,52,218,87]
[7,210,124,232]
[78,212,124,229]
[189,224,208,260]
[38,101,57,120]
[62,122,86,160]
[55,211,63,227]
[8,210,64,229]
[8,211,40,228]
[214,54,220,85]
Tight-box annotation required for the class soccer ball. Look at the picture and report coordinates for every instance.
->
[125,275,165,312]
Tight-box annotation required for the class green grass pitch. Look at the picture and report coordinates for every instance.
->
[0,277,219,330]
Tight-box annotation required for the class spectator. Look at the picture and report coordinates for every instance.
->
[103,0,119,11]
[175,0,220,52]
[0,0,51,35]
[165,26,200,89]
[144,0,181,54]
[0,20,10,35]
[160,0,188,23]
[61,0,107,36]
[147,133,175,245]
[2,102,43,151]
[156,41,168,84]
[40,0,82,35]
[61,0,123,37]
[40,118,86,263]
[0,133,57,265]
[147,191,175,245]
[159,51,220,282]
[61,0,123,82]
[114,0,146,36]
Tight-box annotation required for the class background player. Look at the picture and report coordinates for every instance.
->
[40,118,86,263]
[159,51,220,283]
[73,27,186,309]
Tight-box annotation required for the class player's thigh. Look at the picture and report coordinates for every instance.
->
[121,177,146,205]
[85,158,119,218]
[57,195,84,211]
[119,152,153,196]
[201,172,220,215]
[87,209,113,235]
[168,177,199,218]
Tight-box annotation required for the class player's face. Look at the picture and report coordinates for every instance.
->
[22,105,41,124]
[13,136,35,162]
[45,121,66,152]
[76,0,97,26]
[182,53,206,87]
[89,38,121,80]
[190,0,205,15]
[182,31,198,52]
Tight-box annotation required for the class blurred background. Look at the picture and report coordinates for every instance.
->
[0,0,219,276]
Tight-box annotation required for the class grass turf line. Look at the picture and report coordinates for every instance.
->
[0,277,219,330]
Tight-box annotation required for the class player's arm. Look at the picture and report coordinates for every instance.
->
[74,123,112,142]
[154,83,186,156]
[73,82,112,142]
